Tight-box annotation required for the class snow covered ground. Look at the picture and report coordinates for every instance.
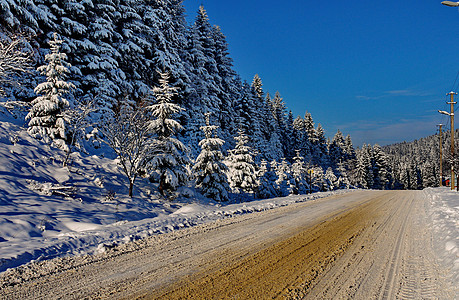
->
[0,109,347,273]
[424,187,459,287]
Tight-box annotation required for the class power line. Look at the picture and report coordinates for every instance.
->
[450,70,459,92]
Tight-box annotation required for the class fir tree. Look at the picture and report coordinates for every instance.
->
[193,113,230,202]
[251,74,263,99]
[0,0,44,35]
[292,150,309,194]
[284,111,295,160]
[314,123,328,166]
[213,24,239,144]
[336,160,351,189]
[226,129,258,195]
[325,167,338,191]
[275,158,294,196]
[271,91,287,149]
[293,116,308,160]
[356,150,369,189]
[27,33,75,149]
[372,144,389,189]
[115,0,152,101]
[184,5,221,157]
[140,0,190,96]
[263,92,283,161]
[147,71,190,197]
[256,159,278,199]
[311,166,326,192]
[344,134,356,161]
[83,0,124,112]
[188,5,221,117]
[329,130,345,169]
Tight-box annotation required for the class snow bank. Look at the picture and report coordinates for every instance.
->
[424,187,459,287]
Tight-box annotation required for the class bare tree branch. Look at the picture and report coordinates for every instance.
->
[0,36,33,94]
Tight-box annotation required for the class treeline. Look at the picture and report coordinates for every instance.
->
[380,130,459,190]
[354,130,456,191]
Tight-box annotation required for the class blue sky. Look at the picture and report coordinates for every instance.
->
[183,0,459,146]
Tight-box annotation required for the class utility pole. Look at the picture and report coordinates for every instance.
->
[448,92,457,190]
[438,124,443,187]
[439,92,457,190]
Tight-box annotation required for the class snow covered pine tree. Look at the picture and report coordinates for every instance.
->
[27,33,75,149]
[193,113,230,202]
[148,71,190,198]
[226,129,258,197]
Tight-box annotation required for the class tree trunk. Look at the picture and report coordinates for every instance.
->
[159,177,165,196]
[129,181,134,198]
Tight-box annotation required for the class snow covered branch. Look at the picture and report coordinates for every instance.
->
[101,105,153,198]
[0,36,32,94]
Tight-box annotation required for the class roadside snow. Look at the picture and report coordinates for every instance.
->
[0,110,350,273]
[424,187,459,288]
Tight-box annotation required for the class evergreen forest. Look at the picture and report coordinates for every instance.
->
[0,0,446,201]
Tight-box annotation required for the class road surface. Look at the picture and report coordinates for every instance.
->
[0,190,453,299]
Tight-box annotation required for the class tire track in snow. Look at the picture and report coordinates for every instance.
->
[301,191,452,300]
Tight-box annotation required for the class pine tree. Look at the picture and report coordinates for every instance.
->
[372,144,389,189]
[256,159,278,199]
[356,145,375,189]
[363,145,375,188]
[356,151,368,188]
[251,74,263,99]
[304,112,316,144]
[184,5,221,157]
[0,0,44,36]
[115,0,152,101]
[147,71,190,197]
[422,161,436,188]
[275,158,294,196]
[329,130,345,169]
[213,24,239,144]
[344,134,356,161]
[314,124,328,166]
[236,82,257,137]
[188,5,221,116]
[235,81,264,158]
[83,0,124,112]
[263,92,283,161]
[325,167,338,191]
[284,111,295,160]
[293,116,309,160]
[193,113,230,202]
[292,150,309,194]
[303,112,316,162]
[311,166,326,192]
[27,33,75,149]
[271,91,287,152]
[336,160,351,189]
[250,74,270,161]
[226,129,258,195]
[140,0,190,96]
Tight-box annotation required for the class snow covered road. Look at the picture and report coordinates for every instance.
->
[0,190,455,299]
